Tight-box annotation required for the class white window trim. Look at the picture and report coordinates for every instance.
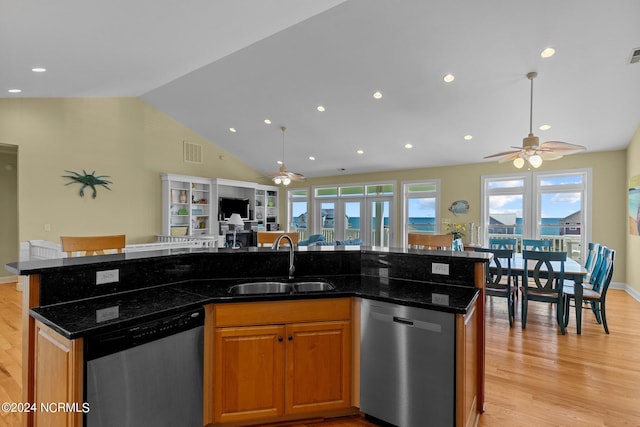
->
[402,179,441,248]
[481,168,592,260]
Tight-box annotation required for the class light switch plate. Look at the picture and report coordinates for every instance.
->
[96,306,120,323]
[96,269,119,285]
[432,262,450,275]
[432,293,450,306]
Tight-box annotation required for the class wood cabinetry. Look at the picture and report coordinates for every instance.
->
[204,299,353,425]
[33,321,83,427]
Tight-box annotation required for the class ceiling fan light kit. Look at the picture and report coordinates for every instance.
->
[485,71,586,169]
[269,126,305,186]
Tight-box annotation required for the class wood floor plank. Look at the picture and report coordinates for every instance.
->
[0,284,638,426]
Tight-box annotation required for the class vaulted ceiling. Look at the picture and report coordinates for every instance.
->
[3,0,640,178]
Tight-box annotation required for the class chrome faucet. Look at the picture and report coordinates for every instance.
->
[272,234,295,279]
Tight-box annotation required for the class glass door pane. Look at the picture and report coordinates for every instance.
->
[487,194,523,249]
[370,199,391,248]
[539,191,583,260]
[342,200,362,242]
[317,201,335,243]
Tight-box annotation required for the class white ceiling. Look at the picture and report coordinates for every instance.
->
[3,0,640,178]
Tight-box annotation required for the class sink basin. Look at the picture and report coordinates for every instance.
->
[228,282,291,295]
[228,280,335,295]
[292,281,335,292]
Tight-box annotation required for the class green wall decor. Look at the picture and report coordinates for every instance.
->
[62,169,112,198]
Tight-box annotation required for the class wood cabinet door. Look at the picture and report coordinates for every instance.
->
[214,325,285,424]
[285,321,352,414]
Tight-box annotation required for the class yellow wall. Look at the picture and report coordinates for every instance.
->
[626,125,640,293]
[0,97,633,288]
[290,149,628,284]
[0,98,270,244]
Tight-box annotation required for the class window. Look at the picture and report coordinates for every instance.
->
[402,180,440,248]
[482,169,591,261]
[312,183,395,246]
[287,189,309,239]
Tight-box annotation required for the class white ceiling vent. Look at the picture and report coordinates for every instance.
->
[630,47,640,64]
[183,141,203,164]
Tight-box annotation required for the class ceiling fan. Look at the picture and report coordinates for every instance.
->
[485,71,586,168]
[269,126,305,186]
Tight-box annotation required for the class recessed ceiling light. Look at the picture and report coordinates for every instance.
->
[309,156,316,161]
[539,124,551,131]
[277,160,283,165]
[32,67,46,73]
[229,127,237,133]
[356,149,364,155]
[316,105,325,112]
[404,143,413,149]
[373,91,383,99]
[8,89,21,93]
[540,47,556,58]
[443,73,455,83]
[264,119,271,125]
[463,135,473,141]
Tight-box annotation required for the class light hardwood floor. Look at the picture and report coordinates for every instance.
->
[1,283,639,427]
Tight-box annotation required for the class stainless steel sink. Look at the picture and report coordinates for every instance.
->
[228,280,335,295]
[292,281,335,292]
[228,282,291,295]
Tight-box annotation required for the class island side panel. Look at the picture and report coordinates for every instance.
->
[23,274,40,427]
[473,261,486,414]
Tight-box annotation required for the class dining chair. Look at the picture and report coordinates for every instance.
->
[60,234,126,257]
[407,233,453,249]
[475,247,517,326]
[583,242,603,284]
[488,237,518,251]
[521,250,567,335]
[563,247,615,334]
[522,239,552,251]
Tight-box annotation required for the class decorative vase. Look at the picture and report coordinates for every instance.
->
[179,190,187,204]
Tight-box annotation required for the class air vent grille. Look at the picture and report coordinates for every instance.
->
[183,141,203,164]
[630,47,640,64]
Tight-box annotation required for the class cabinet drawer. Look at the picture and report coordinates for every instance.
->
[214,298,351,327]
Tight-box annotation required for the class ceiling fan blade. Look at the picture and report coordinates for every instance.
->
[540,141,587,154]
[539,152,564,161]
[484,149,521,159]
[497,152,524,163]
[287,171,306,180]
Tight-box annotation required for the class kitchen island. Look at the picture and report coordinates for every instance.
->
[7,246,491,427]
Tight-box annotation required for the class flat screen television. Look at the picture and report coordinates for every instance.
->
[219,197,250,220]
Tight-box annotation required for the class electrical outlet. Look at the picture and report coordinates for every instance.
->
[432,263,450,275]
[96,306,120,323]
[432,293,450,306]
[96,269,119,285]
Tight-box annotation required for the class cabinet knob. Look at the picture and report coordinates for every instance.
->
[278,336,283,342]
[288,335,293,341]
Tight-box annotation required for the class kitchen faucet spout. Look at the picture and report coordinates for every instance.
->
[272,234,295,279]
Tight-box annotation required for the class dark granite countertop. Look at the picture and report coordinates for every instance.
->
[30,274,479,339]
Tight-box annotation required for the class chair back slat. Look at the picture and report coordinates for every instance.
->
[591,247,615,293]
[475,247,513,286]
[523,250,566,291]
[522,239,552,251]
[408,233,453,249]
[488,238,517,251]
[60,235,126,257]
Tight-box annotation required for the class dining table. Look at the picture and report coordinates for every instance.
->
[490,252,588,334]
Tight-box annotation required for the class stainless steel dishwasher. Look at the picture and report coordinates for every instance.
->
[85,308,204,427]
[360,299,455,427]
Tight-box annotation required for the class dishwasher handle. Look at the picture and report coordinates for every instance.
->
[393,316,413,326]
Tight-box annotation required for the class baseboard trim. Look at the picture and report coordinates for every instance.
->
[0,275,18,284]
[610,282,640,302]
